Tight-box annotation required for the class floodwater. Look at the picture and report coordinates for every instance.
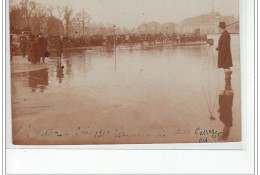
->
[11,34,241,144]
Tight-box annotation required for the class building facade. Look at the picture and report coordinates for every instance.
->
[177,12,238,34]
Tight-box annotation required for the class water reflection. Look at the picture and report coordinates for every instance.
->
[139,43,164,53]
[56,67,64,83]
[218,90,233,141]
[106,46,113,53]
[200,45,220,120]
[28,68,49,92]
[218,69,233,141]
[65,58,72,77]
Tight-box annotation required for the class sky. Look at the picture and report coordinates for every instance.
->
[9,0,239,28]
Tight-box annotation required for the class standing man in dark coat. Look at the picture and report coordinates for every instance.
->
[217,22,234,140]
[34,35,41,63]
[28,35,38,64]
[216,22,233,69]
[216,22,233,92]
[38,33,47,63]
[20,36,27,57]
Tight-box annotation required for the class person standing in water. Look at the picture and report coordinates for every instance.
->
[216,22,233,91]
[216,22,233,141]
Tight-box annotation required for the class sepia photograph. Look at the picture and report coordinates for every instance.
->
[9,0,241,145]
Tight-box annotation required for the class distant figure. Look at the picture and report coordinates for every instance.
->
[28,35,40,64]
[20,36,27,57]
[28,35,37,64]
[35,35,41,63]
[38,33,47,63]
[55,36,63,67]
[10,35,13,61]
[177,35,180,45]
[24,25,31,32]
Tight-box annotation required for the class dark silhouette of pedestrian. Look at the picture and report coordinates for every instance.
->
[10,35,13,61]
[55,36,63,67]
[20,36,27,57]
[28,35,40,64]
[35,35,41,63]
[28,35,36,64]
[38,33,47,63]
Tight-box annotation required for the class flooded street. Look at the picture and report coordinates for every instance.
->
[11,35,241,144]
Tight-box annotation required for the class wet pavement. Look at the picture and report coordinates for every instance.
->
[11,34,241,144]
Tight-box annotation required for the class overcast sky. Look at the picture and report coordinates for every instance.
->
[10,0,239,28]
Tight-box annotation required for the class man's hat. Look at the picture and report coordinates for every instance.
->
[219,22,226,29]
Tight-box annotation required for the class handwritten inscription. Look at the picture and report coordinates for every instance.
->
[19,126,226,142]
[195,128,223,142]
[19,127,191,139]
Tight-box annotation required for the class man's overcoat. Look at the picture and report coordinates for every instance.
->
[217,30,233,69]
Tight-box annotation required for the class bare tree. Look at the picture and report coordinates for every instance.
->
[98,23,106,35]
[10,5,24,28]
[63,5,73,36]
[20,0,37,26]
[75,9,91,36]
[56,6,64,20]
[35,2,47,33]
[106,23,114,35]
[47,16,64,36]
[47,5,54,17]
[74,13,82,35]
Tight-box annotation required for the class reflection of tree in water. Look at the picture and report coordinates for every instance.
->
[81,55,92,74]
[28,69,49,92]
[139,43,165,54]
[65,58,72,78]
[56,67,64,83]
[157,44,164,52]
[59,51,72,79]
[63,50,93,77]
[105,45,113,53]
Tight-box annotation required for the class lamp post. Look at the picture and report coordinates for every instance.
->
[113,24,116,51]
[113,24,116,71]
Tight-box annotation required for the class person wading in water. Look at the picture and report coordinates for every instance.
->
[216,22,233,141]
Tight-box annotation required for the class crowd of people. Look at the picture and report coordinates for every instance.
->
[27,34,46,64]
[11,31,207,65]
[14,33,63,65]
[62,33,207,48]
